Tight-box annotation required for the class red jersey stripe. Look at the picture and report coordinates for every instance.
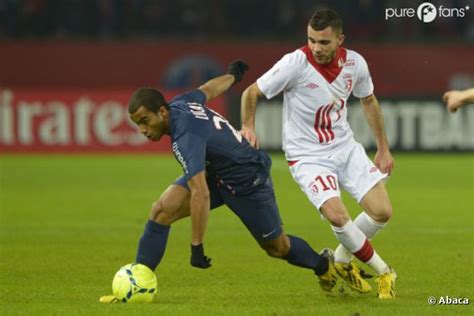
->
[314,107,325,143]
[326,103,335,141]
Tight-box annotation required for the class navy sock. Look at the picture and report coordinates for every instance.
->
[135,220,170,271]
[284,235,328,275]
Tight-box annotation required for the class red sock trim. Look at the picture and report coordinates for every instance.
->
[353,239,374,262]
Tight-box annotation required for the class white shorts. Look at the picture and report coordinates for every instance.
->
[289,141,387,210]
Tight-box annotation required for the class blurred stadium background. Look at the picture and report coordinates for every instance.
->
[0,0,473,153]
[0,0,473,314]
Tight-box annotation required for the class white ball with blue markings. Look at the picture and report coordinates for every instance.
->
[112,263,157,303]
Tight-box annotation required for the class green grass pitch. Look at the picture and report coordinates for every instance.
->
[0,153,473,315]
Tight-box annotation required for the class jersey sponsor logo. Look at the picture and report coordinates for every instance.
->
[172,142,188,174]
[306,83,319,89]
[344,59,356,67]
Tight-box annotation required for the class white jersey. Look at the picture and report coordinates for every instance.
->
[256,46,374,161]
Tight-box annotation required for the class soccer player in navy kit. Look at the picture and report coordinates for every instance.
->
[100,61,337,302]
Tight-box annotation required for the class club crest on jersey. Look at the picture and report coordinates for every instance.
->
[309,182,319,194]
[342,73,353,92]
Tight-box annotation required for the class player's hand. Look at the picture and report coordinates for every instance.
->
[240,126,259,149]
[190,243,212,269]
[374,149,394,175]
[228,60,249,85]
[442,90,464,113]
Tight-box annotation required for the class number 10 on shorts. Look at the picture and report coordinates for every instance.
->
[309,174,338,194]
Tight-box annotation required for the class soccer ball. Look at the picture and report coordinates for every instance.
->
[112,263,157,303]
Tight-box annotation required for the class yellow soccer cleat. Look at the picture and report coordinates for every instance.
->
[376,269,397,299]
[99,295,120,304]
[317,248,338,292]
[335,262,372,293]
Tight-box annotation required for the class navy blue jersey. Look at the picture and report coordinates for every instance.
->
[169,89,271,196]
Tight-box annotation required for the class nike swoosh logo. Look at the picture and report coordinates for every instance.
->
[262,229,276,238]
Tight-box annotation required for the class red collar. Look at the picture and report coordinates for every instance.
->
[300,45,347,83]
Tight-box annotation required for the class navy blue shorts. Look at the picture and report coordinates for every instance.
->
[174,176,282,241]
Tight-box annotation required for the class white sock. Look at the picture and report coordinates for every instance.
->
[366,251,390,275]
[334,244,353,264]
[355,212,387,239]
[331,220,366,253]
[335,212,387,263]
[333,217,390,275]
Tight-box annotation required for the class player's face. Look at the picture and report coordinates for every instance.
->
[129,105,169,141]
[307,25,344,65]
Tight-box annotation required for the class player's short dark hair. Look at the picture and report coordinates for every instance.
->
[128,87,169,114]
[308,9,343,34]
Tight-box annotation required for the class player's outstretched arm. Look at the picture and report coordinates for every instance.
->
[443,88,474,113]
[187,171,212,269]
[198,60,249,102]
[240,82,265,149]
[360,94,394,175]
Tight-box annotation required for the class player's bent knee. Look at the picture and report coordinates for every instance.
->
[325,212,350,227]
[320,198,350,227]
[372,204,392,223]
[150,200,164,221]
[149,199,174,226]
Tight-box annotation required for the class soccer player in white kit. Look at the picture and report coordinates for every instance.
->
[240,9,396,299]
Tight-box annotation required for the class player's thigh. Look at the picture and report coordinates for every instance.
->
[338,142,388,204]
[151,176,223,225]
[222,177,283,242]
[289,161,341,212]
[172,175,224,209]
[359,181,392,222]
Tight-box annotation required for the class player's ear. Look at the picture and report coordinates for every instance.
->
[158,105,168,118]
[338,33,345,46]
